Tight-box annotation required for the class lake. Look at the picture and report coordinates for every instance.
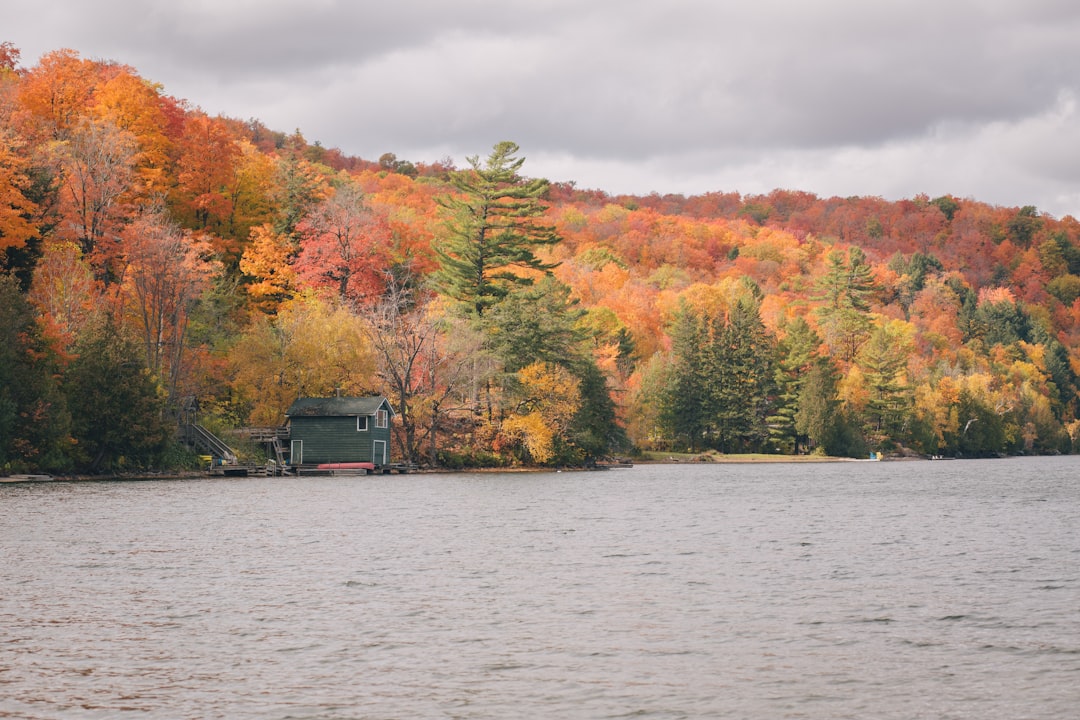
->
[2,457,1078,719]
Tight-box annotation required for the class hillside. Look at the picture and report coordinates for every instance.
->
[2,45,1079,472]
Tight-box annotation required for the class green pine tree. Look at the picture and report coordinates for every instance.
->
[857,323,914,449]
[659,303,711,451]
[816,246,876,361]
[709,297,775,453]
[64,315,169,473]
[659,295,775,453]
[768,316,822,454]
[567,359,629,463]
[795,357,863,456]
[433,141,560,317]
[0,274,71,471]
[482,276,585,375]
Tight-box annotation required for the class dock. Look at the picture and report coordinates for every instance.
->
[0,474,55,483]
[294,462,416,477]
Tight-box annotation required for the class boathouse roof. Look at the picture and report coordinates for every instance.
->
[286,396,396,418]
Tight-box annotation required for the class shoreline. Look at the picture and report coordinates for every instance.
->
[0,452,1041,483]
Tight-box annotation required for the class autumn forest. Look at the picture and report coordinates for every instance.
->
[3,45,1080,473]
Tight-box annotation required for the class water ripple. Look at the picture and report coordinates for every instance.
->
[2,458,1079,719]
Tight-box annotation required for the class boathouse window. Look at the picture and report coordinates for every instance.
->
[376,409,388,428]
[357,416,368,431]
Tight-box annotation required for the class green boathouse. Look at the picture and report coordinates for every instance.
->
[285,396,396,467]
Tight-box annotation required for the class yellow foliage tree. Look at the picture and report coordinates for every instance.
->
[913,375,962,448]
[229,140,278,249]
[838,365,869,417]
[502,412,555,463]
[501,361,580,463]
[228,292,377,425]
[27,240,96,350]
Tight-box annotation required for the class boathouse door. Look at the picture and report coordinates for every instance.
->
[290,439,303,465]
[374,440,387,465]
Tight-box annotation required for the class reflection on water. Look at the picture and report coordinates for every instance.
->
[2,457,1079,718]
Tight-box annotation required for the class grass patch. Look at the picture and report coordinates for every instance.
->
[638,450,843,463]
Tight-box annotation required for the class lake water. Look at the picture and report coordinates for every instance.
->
[2,458,1078,719]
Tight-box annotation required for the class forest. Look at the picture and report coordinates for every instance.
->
[2,45,1080,474]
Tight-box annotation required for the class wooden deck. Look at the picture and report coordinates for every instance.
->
[208,463,288,477]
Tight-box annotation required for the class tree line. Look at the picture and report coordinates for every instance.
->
[0,46,624,473]
[2,45,1079,474]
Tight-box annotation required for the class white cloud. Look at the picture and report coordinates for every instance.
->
[4,0,1079,217]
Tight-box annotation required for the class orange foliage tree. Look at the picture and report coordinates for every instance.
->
[0,126,39,257]
[52,117,138,280]
[239,223,297,313]
[293,182,391,305]
[16,49,98,138]
[91,67,173,197]
[172,113,241,248]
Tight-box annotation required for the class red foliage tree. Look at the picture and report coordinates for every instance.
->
[293,183,391,305]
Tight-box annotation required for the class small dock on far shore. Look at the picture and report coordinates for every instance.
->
[0,474,55,483]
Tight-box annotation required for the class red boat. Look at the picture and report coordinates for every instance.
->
[316,462,375,471]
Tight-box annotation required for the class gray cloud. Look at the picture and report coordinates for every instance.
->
[6,0,1079,217]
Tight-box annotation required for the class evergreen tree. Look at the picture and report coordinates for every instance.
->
[794,358,840,452]
[0,274,70,471]
[567,359,629,463]
[659,295,775,453]
[857,323,913,449]
[816,246,876,361]
[659,303,710,451]
[1031,321,1078,418]
[768,317,822,454]
[482,276,585,375]
[433,141,560,317]
[709,296,775,453]
[956,287,983,344]
[975,298,1029,348]
[483,277,626,460]
[64,315,169,472]
[795,357,865,457]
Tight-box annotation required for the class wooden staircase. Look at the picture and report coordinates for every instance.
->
[179,423,294,476]
[232,426,291,475]
[180,423,239,465]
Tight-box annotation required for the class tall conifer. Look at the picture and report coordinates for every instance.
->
[433,141,559,317]
[816,247,876,361]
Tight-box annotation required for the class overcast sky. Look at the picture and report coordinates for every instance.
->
[6,0,1080,218]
